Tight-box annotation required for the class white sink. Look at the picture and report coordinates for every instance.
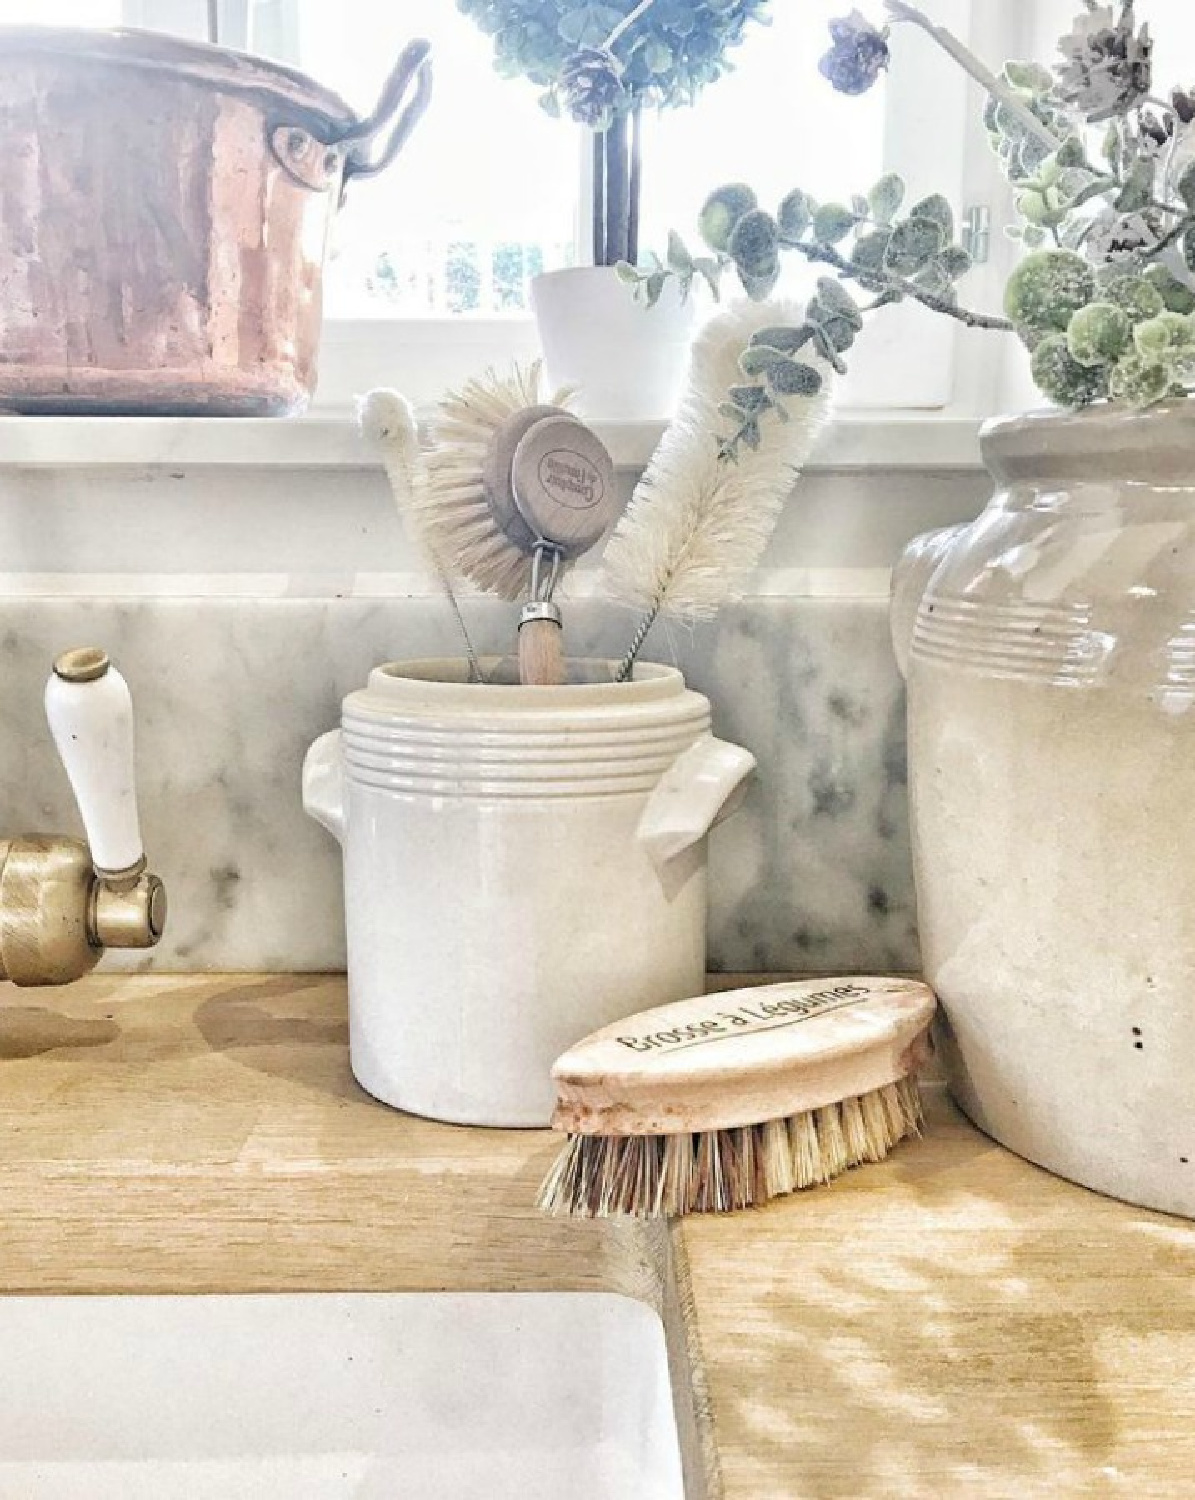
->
[0,1291,684,1499]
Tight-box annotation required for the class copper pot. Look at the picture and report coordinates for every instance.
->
[0,27,432,416]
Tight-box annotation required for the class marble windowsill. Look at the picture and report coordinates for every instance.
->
[0,413,986,473]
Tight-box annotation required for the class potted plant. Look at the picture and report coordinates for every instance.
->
[635,2,1195,1220]
[457,0,772,417]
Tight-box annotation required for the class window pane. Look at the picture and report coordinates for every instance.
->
[293,0,579,318]
[640,1,886,299]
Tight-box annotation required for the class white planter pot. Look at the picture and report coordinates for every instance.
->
[892,401,1195,1217]
[530,266,696,421]
[302,659,755,1127]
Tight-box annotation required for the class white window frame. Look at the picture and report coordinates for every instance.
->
[123,0,1018,417]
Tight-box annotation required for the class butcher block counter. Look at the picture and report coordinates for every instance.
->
[2,973,1193,1498]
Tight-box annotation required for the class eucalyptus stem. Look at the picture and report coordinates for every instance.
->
[885,0,1063,154]
[793,239,1015,331]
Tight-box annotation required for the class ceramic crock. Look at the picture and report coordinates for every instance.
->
[302,659,755,1127]
[0,27,431,415]
[530,267,696,421]
[892,400,1195,1218]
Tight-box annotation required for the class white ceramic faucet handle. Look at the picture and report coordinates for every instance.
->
[45,648,145,880]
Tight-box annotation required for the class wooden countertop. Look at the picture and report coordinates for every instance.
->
[3,974,1194,1499]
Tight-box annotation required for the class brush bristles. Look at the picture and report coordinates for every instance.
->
[414,363,573,603]
[537,1078,924,1219]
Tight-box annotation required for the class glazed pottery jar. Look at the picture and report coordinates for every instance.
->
[303,659,755,1127]
[892,401,1195,1218]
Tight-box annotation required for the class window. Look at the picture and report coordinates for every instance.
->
[0,0,986,411]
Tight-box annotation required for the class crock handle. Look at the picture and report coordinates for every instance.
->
[337,39,434,188]
[302,730,347,845]
[636,736,756,875]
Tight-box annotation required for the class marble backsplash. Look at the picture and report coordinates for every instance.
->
[0,593,918,976]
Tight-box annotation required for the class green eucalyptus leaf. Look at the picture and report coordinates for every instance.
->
[644,271,667,307]
[728,384,773,413]
[739,345,791,378]
[614,260,642,285]
[908,194,954,241]
[777,189,814,244]
[666,230,694,274]
[884,216,945,274]
[818,315,859,352]
[765,359,824,397]
[815,276,862,328]
[812,203,857,245]
[738,264,781,301]
[698,183,759,254]
[867,173,905,225]
[693,257,724,300]
[937,245,973,281]
[728,209,779,276]
[749,324,815,354]
[851,230,891,273]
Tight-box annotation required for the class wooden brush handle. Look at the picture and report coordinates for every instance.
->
[518,605,566,686]
[550,977,937,1137]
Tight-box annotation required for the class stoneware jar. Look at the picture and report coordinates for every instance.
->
[891,401,1195,1218]
[302,659,755,1127]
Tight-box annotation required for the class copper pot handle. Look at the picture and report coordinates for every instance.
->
[268,39,433,196]
[336,37,433,187]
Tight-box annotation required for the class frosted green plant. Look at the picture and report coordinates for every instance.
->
[1004,251,1095,335]
[632,1,1195,457]
[1066,302,1132,366]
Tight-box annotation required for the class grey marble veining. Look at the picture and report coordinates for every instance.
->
[0,595,918,976]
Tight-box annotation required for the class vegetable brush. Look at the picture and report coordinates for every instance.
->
[537,976,936,1218]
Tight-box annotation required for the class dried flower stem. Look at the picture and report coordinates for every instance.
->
[606,0,659,51]
[885,0,1063,154]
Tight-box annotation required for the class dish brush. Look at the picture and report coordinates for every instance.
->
[413,363,618,685]
[537,976,936,1218]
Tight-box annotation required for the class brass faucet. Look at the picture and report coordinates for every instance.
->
[0,648,166,986]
